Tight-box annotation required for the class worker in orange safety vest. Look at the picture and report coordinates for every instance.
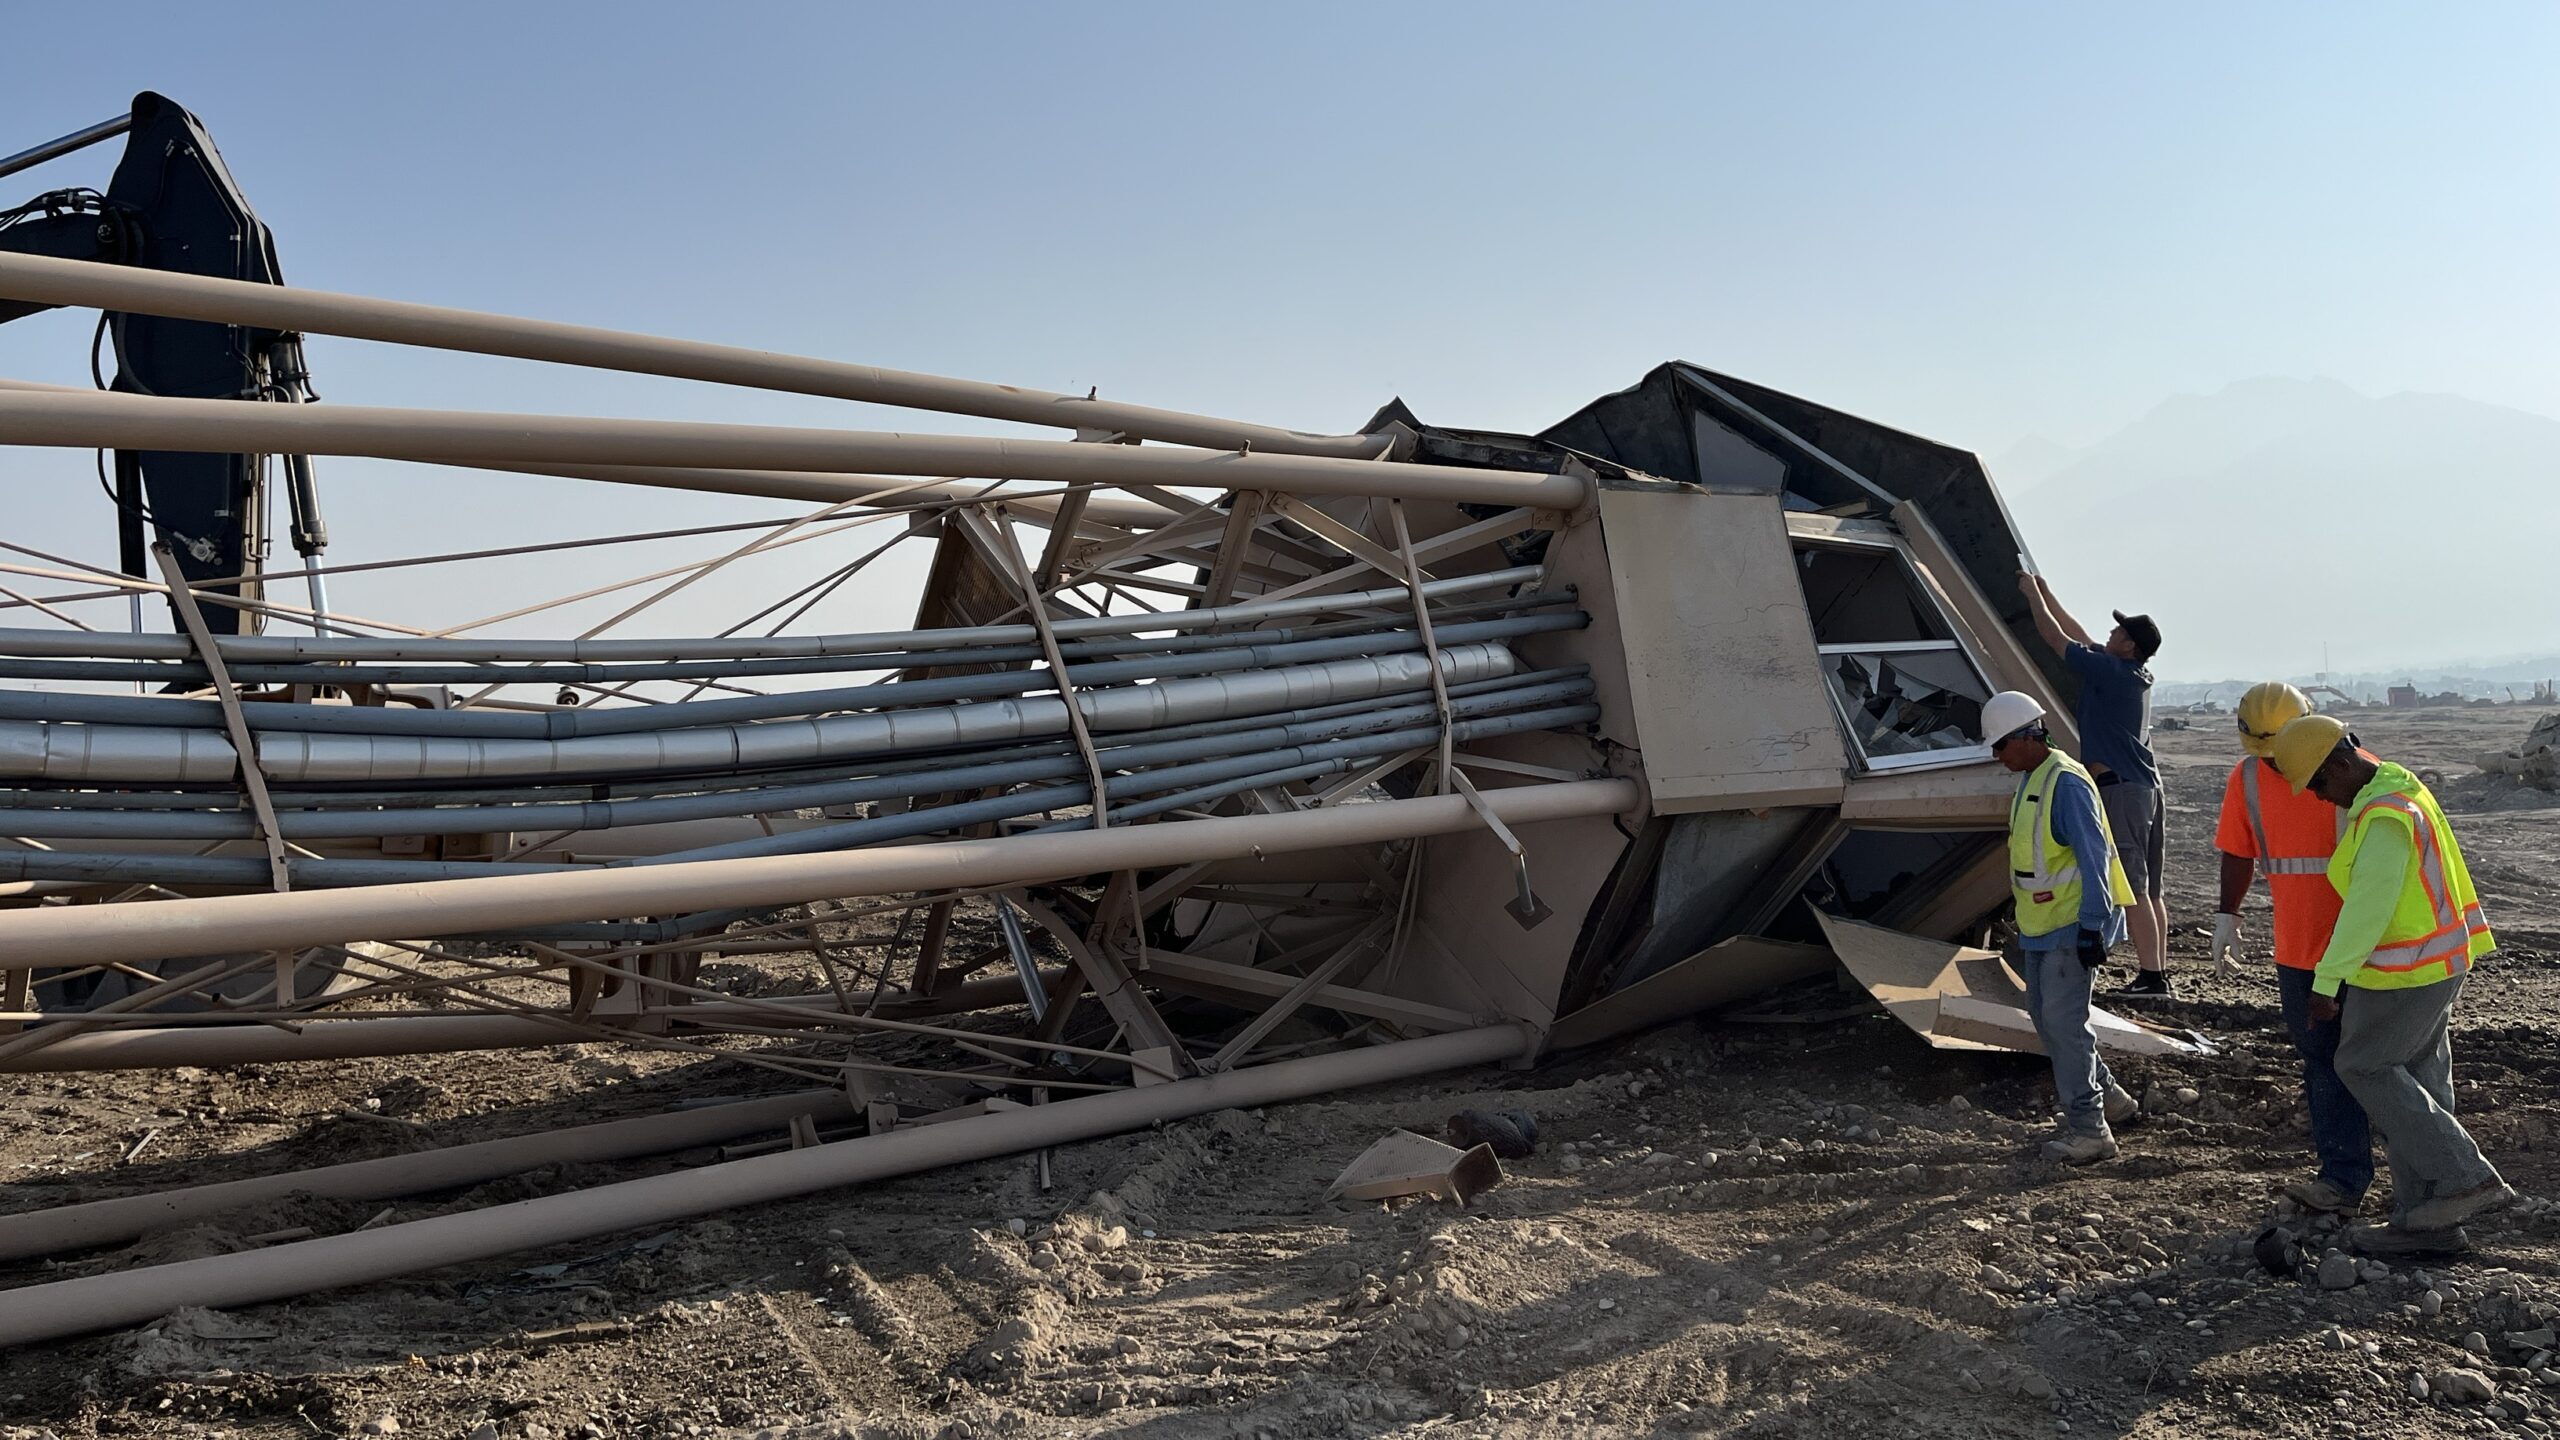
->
[2270,713,2509,1257]
[2209,683,2370,1216]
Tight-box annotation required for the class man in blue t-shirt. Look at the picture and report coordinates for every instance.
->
[2019,572,2172,996]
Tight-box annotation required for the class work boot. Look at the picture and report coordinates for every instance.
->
[2041,1128,2119,1165]
[2282,1177,2363,1215]
[2103,1083,2141,1128]
[2119,970,2174,998]
[2402,1179,2516,1233]
[2348,1222,2472,1259]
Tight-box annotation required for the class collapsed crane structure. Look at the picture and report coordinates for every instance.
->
[0,105,2076,1347]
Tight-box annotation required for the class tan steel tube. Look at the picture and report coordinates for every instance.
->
[0,780,1638,972]
[0,252,1397,460]
[0,376,1163,525]
[470,461,1171,528]
[0,1012,581,1071]
[0,389,1585,512]
[0,1090,853,1262]
[0,974,1059,1073]
[0,1023,1530,1347]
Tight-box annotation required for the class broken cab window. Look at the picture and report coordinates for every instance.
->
[1796,541,1993,771]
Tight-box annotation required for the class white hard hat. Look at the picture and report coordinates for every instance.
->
[1981,690,2047,744]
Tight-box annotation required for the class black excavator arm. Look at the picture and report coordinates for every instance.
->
[0,90,327,635]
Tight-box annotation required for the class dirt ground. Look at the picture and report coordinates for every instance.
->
[5,704,2560,1440]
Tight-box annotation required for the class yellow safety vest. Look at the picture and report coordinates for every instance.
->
[2327,768,2495,991]
[2008,751,2137,938]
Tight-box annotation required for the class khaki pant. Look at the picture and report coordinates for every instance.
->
[2332,975,2501,1224]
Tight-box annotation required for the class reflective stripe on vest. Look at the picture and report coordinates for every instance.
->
[2242,758,2345,876]
[2354,793,2489,977]
[2014,760,2080,890]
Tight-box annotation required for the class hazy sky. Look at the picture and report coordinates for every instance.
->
[4,4,2554,672]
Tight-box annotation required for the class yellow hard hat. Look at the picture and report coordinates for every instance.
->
[2270,713,2349,793]
[2235,681,2312,758]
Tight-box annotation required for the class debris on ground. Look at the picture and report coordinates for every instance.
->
[2480,711,2560,791]
[1446,1107,1540,1159]
[1327,1130,1504,1204]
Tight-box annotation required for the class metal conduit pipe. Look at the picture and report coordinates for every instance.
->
[0,614,1556,758]
[0,569,1541,664]
[524,613,1581,738]
[0,644,1522,786]
[0,593,1580,689]
[0,702,1597,885]
[0,389,1593,511]
[0,780,1642,970]
[650,702,1601,866]
[0,1089,856,1262]
[0,113,135,183]
[1030,758,1356,830]
[0,601,1575,744]
[0,661,1597,794]
[0,251,1406,461]
[0,851,576,889]
[0,679,1597,841]
[0,696,1587,886]
[0,1023,1534,1348]
[0,668,1589,823]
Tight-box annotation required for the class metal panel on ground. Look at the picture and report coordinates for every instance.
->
[1596,486,1847,812]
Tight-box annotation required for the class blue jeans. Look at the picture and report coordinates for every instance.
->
[2021,943,2115,1134]
[2278,965,2376,1201]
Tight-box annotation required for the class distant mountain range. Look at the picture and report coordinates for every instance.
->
[1999,378,2560,682]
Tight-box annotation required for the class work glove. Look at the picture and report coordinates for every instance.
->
[2210,913,2243,980]
[2073,926,2109,971]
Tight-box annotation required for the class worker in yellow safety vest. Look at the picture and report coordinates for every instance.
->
[2210,683,2373,1215]
[1985,690,2140,1164]
[2270,713,2509,1255]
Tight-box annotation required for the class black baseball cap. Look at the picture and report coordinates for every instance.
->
[2112,610,2162,661]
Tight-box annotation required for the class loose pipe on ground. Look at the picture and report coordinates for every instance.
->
[0,779,1640,970]
[0,1023,1532,1347]
[0,251,1403,461]
[0,973,1059,1072]
[0,1089,855,1262]
[0,389,1591,511]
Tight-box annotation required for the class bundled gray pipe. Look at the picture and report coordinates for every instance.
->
[0,605,1577,739]
[13,596,1573,686]
[0,664,1586,812]
[0,676,1597,841]
[0,700,1597,886]
[0,643,1520,785]
[0,566,1536,666]
[0,567,1542,664]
